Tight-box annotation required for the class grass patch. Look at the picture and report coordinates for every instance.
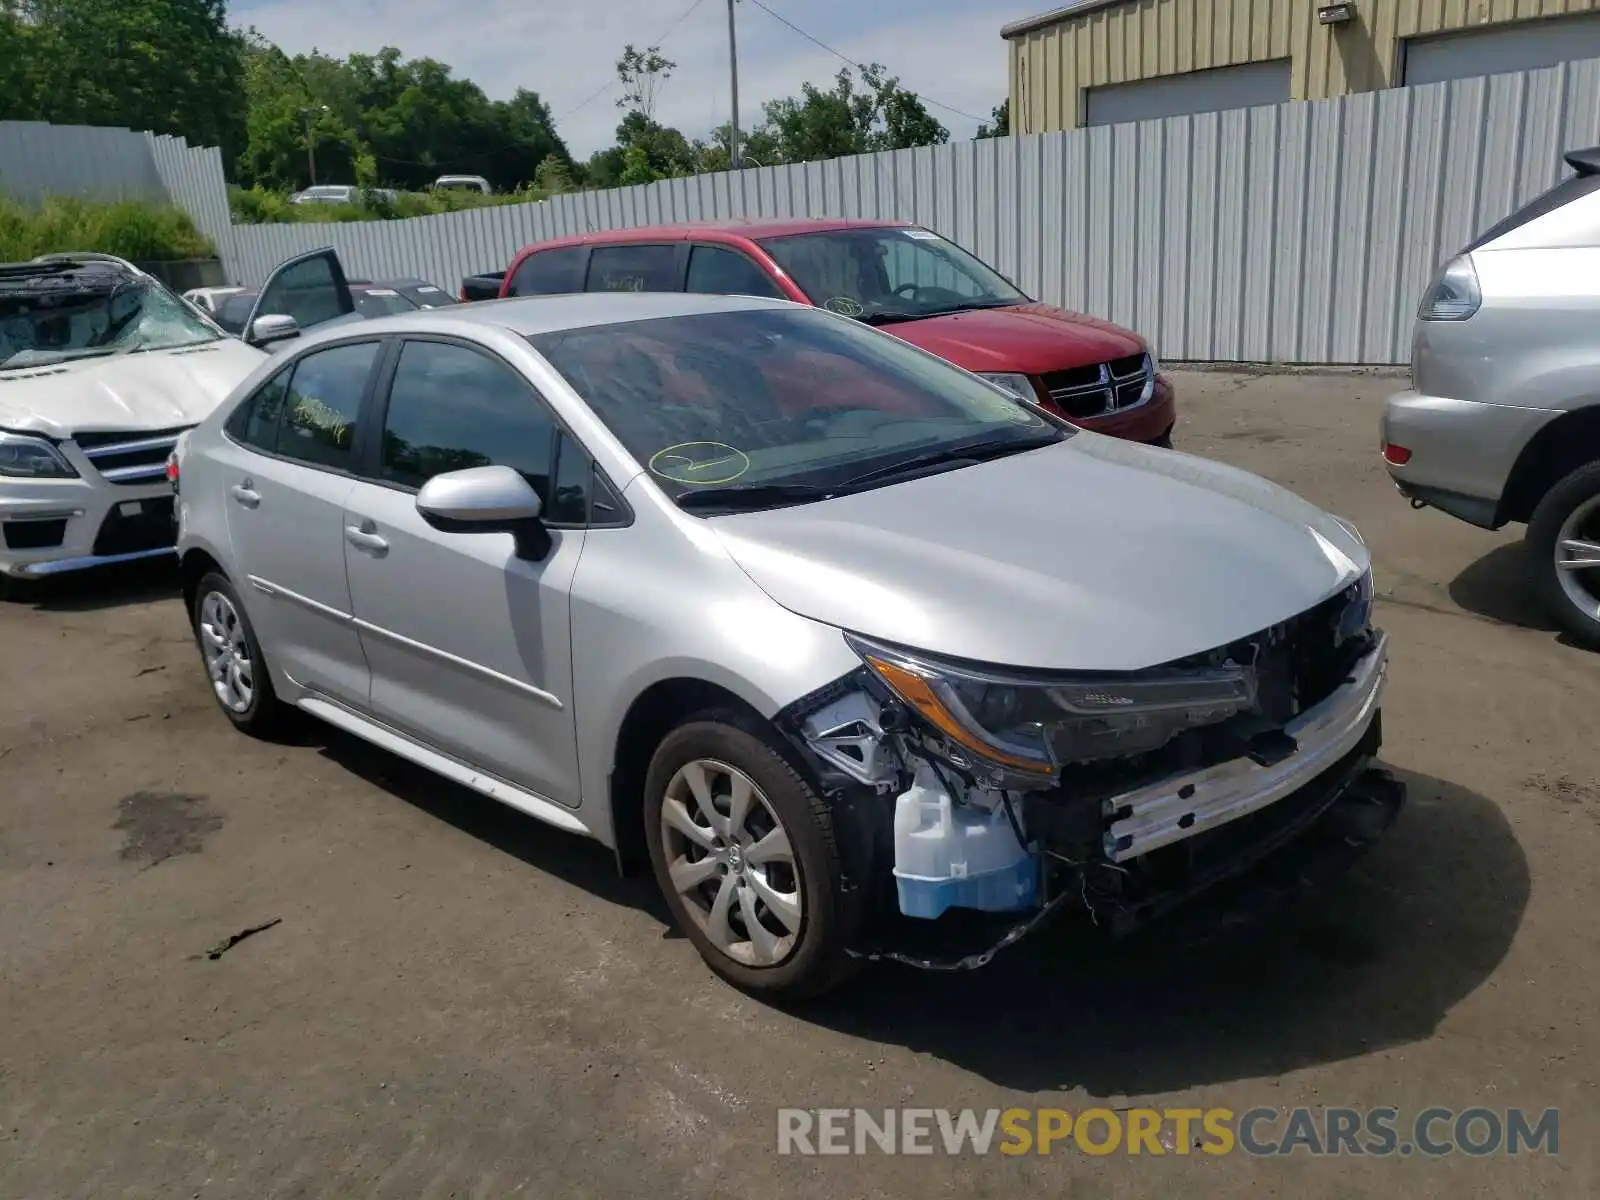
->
[0,196,215,262]
[228,185,542,224]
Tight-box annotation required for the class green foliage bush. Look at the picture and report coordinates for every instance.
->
[0,197,215,262]
[228,185,542,224]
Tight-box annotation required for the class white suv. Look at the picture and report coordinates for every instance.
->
[0,251,357,596]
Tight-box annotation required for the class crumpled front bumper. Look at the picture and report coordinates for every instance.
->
[1104,632,1388,863]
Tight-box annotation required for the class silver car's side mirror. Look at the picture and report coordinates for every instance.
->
[415,465,551,560]
[249,314,300,346]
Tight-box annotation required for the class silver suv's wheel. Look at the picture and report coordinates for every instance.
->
[643,712,861,999]
[190,571,290,735]
[1528,461,1600,650]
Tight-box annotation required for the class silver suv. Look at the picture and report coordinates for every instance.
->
[175,265,1400,999]
[1384,146,1600,647]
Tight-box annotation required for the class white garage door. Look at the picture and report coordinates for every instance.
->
[1404,14,1600,86]
[1084,59,1290,127]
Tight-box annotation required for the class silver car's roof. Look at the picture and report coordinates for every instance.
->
[330,291,796,342]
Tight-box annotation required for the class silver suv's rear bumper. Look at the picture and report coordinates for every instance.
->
[1105,632,1388,862]
[1382,390,1561,529]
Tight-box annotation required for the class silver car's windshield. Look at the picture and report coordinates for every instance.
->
[758,227,1027,325]
[529,307,1065,509]
[0,268,220,369]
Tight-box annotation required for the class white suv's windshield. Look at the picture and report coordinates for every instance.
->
[529,306,1065,512]
[0,260,219,370]
[758,226,1028,326]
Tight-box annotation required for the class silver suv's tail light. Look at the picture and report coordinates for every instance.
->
[1418,254,1481,322]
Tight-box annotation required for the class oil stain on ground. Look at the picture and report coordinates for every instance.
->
[113,792,223,865]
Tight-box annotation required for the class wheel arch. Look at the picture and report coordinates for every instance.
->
[607,676,768,875]
[1498,406,1600,525]
[179,546,225,618]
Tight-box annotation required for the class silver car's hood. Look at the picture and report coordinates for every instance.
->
[709,434,1369,672]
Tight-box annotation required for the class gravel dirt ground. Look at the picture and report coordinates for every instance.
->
[1,369,1596,1199]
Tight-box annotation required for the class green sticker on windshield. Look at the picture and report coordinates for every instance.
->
[649,441,751,486]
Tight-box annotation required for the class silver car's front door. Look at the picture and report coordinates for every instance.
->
[219,339,383,711]
[340,338,587,807]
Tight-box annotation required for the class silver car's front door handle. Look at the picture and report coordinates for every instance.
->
[345,525,389,555]
[229,483,260,508]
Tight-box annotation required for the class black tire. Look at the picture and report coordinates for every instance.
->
[190,571,291,736]
[643,710,862,1001]
[1149,424,1175,450]
[1527,460,1600,650]
[0,574,36,604]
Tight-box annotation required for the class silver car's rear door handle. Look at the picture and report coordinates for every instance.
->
[345,525,389,555]
[229,483,260,508]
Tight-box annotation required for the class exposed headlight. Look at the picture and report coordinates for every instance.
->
[1418,254,1481,321]
[0,431,78,479]
[975,372,1037,402]
[848,633,1256,777]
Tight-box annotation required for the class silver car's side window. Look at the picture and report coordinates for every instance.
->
[380,340,559,498]
[276,341,382,471]
[226,341,381,471]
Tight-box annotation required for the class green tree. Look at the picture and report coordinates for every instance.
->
[615,44,674,119]
[235,41,571,193]
[976,98,1009,139]
[8,0,247,171]
[761,64,947,163]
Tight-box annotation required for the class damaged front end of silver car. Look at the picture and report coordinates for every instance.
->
[775,568,1406,970]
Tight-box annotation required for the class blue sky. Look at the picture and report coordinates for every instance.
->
[231,0,1033,156]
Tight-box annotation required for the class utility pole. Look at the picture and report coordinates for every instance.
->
[299,105,328,187]
[726,0,740,170]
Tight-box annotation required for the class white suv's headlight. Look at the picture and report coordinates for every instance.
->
[975,372,1037,402]
[848,633,1256,777]
[0,431,78,479]
[1418,254,1481,321]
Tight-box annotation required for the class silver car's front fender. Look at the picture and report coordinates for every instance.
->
[568,487,863,852]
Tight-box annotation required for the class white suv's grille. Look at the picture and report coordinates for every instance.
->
[72,427,189,485]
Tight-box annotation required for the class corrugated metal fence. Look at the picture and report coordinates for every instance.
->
[230,56,1600,365]
[9,55,1600,364]
[0,121,235,262]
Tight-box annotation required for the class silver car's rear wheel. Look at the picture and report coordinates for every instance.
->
[189,570,289,736]
[1554,493,1600,618]
[660,759,802,968]
[198,589,254,713]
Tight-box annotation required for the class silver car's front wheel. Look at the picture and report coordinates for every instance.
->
[198,589,254,713]
[660,759,802,968]
[643,714,861,999]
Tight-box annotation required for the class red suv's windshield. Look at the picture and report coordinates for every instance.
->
[758,227,1027,327]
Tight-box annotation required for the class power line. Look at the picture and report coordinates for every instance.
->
[555,0,708,122]
[742,0,986,124]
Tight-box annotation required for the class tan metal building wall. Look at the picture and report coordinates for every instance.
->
[1006,0,1600,134]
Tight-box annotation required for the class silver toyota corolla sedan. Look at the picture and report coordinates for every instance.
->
[172,289,1401,999]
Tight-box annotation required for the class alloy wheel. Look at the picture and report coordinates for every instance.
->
[1555,493,1600,621]
[659,758,803,967]
[198,590,254,713]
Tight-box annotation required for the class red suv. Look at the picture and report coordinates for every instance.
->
[484,218,1175,445]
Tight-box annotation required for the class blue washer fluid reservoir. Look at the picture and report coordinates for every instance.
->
[892,764,1040,920]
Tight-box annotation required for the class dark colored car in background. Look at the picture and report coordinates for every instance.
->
[215,277,457,335]
[463,218,1175,446]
